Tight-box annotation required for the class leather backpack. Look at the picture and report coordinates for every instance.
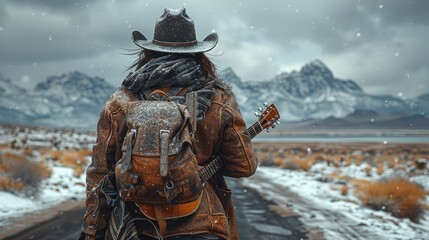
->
[114,90,202,230]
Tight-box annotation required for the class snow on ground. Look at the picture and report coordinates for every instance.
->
[243,166,429,240]
[0,125,93,227]
[0,163,87,226]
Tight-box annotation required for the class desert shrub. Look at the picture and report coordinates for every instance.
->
[376,162,384,176]
[281,158,311,171]
[353,177,426,222]
[350,154,366,166]
[340,185,348,196]
[256,151,276,166]
[0,177,25,192]
[41,150,63,161]
[386,158,398,169]
[330,183,349,196]
[0,152,52,196]
[59,150,91,176]
[272,156,285,167]
[325,171,349,182]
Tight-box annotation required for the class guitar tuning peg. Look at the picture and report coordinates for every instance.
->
[266,128,271,133]
[276,120,280,125]
[254,112,260,117]
[263,102,268,107]
[258,107,263,112]
[271,125,276,129]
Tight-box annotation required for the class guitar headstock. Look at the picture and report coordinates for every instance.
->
[255,102,280,131]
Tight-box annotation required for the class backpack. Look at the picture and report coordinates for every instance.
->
[114,89,202,210]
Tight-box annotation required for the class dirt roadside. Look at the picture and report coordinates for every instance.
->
[1,198,86,240]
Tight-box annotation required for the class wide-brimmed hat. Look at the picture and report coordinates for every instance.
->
[132,8,218,53]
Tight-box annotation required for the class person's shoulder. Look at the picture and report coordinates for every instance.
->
[104,86,138,113]
[214,78,233,95]
[213,78,240,108]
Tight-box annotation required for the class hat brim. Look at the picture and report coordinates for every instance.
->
[132,31,218,53]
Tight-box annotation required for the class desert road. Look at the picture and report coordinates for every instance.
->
[2,179,307,240]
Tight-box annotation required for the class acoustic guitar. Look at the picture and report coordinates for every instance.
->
[137,103,281,220]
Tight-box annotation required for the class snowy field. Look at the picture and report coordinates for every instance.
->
[0,165,87,226]
[0,125,94,227]
[1,124,428,239]
[244,165,429,240]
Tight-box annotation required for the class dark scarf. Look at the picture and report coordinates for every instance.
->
[122,54,215,119]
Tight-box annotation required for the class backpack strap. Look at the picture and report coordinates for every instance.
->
[120,129,137,175]
[176,86,191,96]
[185,91,198,135]
[154,205,167,237]
[147,89,171,101]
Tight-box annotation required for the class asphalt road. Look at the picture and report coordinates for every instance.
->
[3,179,307,240]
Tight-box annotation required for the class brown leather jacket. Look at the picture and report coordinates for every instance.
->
[82,82,258,239]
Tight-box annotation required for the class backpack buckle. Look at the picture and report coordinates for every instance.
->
[159,130,170,178]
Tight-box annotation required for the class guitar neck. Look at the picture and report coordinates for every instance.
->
[246,121,264,139]
[199,121,263,183]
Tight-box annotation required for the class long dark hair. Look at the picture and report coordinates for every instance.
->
[128,49,217,78]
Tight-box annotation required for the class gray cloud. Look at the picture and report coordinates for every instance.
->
[0,0,428,98]
[8,0,102,11]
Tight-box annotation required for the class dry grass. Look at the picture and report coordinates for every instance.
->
[252,142,429,223]
[0,177,25,192]
[23,148,33,156]
[351,155,366,166]
[325,171,350,182]
[386,158,398,169]
[340,185,349,196]
[329,183,349,196]
[353,177,426,222]
[0,152,52,195]
[38,149,92,176]
[376,162,384,176]
[41,150,63,161]
[59,150,91,176]
[281,157,312,171]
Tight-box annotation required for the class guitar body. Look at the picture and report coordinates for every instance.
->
[136,193,202,220]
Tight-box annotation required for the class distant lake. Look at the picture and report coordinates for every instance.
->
[254,135,429,144]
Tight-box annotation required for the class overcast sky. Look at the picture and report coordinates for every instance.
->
[0,0,428,98]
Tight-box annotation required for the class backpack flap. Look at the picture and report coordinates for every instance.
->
[127,101,187,156]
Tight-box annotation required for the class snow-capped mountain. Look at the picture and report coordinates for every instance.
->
[219,60,428,124]
[0,60,427,129]
[0,72,116,129]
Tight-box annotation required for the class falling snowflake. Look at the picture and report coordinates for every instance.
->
[379,5,383,9]
[356,32,361,37]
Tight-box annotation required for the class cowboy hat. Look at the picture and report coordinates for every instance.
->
[132,8,218,53]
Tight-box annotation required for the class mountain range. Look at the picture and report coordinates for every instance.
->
[219,60,429,130]
[0,60,428,130]
[0,72,115,129]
